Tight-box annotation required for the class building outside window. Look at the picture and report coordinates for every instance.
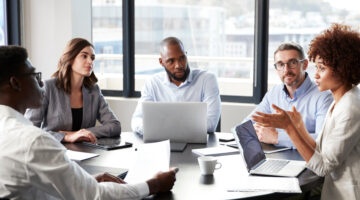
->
[92,0,360,102]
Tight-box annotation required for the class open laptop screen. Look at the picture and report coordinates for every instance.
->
[142,102,207,143]
[235,120,266,171]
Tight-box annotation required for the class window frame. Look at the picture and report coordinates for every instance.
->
[5,0,21,45]
[100,0,269,104]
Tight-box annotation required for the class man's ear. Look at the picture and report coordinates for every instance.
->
[302,59,309,71]
[159,58,166,68]
[9,76,22,91]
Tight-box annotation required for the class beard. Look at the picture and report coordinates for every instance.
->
[164,64,190,82]
[281,71,298,86]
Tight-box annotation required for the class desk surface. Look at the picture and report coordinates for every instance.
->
[65,132,323,200]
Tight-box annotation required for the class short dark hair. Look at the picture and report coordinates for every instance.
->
[274,42,305,59]
[308,23,360,85]
[0,45,28,84]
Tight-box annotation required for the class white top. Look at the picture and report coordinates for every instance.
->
[307,86,360,200]
[0,105,149,200]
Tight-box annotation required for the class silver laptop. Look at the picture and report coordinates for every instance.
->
[234,120,306,177]
[142,102,207,144]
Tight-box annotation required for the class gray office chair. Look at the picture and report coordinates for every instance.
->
[215,117,221,132]
[207,117,221,134]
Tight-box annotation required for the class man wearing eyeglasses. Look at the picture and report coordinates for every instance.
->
[243,42,333,148]
[0,46,177,199]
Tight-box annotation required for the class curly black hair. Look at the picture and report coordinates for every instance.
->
[308,23,360,85]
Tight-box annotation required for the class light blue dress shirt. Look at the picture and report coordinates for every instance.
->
[244,73,333,147]
[131,68,221,134]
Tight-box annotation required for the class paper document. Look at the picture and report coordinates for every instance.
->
[125,140,170,183]
[66,150,99,161]
[192,145,239,156]
[227,176,301,193]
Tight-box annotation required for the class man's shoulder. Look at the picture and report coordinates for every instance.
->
[21,124,64,150]
[267,83,285,94]
[147,71,167,84]
[191,69,216,80]
[4,114,56,145]
[305,82,332,98]
[192,68,212,75]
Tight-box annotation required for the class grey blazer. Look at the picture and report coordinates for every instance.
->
[25,78,121,141]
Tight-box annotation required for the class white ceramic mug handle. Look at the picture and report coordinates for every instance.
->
[215,162,222,169]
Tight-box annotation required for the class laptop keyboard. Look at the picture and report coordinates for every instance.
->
[255,159,289,174]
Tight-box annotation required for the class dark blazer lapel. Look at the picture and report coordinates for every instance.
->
[82,86,92,128]
[61,89,73,131]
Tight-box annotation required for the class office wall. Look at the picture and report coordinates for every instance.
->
[22,0,91,79]
[22,0,256,133]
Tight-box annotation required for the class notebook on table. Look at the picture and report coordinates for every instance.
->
[142,102,208,145]
[234,120,306,177]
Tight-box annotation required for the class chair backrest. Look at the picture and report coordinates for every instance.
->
[215,117,221,132]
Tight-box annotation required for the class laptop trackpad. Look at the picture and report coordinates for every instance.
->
[171,142,187,152]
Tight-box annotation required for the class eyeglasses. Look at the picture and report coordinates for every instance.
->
[274,59,305,71]
[18,72,42,84]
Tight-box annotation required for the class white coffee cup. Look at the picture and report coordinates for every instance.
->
[197,156,222,175]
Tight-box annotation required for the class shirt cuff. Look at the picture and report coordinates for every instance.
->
[305,149,324,176]
[277,130,295,148]
[134,182,150,197]
[50,131,65,142]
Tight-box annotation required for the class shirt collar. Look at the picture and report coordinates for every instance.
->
[162,68,193,86]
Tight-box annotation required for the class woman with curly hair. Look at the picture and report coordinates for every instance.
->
[252,23,360,199]
[25,38,121,143]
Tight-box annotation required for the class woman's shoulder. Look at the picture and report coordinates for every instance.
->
[335,86,360,116]
[43,78,57,87]
[84,83,101,94]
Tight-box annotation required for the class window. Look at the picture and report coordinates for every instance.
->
[268,0,360,89]
[92,0,123,91]
[91,0,360,102]
[134,0,255,98]
[92,0,258,100]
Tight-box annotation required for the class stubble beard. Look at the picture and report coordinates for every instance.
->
[165,64,190,82]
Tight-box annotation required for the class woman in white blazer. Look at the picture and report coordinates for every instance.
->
[25,38,121,143]
[252,23,360,200]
